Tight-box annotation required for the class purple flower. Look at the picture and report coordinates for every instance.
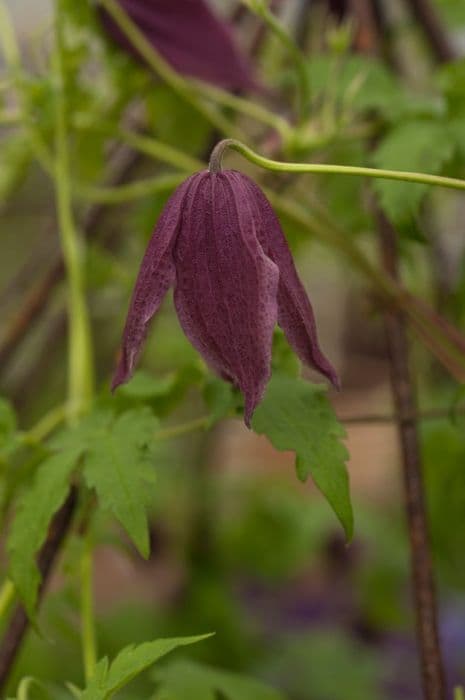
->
[99,0,257,91]
[112,171,338,425]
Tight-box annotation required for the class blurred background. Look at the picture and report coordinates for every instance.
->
[1,0,465,698]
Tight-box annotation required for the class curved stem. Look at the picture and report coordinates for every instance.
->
[209,138,465,192]
[98,0,239,138]
[191,78,292,140]
[117,130,202,172]
[245,1,310,121]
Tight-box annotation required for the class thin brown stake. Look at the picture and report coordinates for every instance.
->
[403,0,457,63]
[377,210,446,700]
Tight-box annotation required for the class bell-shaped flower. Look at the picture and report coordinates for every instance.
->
[112,170,338,425]
[99,0,257,91]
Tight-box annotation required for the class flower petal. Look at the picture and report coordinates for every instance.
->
[173,171,279,426]
[100,0,257,91]
[112,176,195,390]
[242,175,339,388]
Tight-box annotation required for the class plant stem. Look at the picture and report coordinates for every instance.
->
[0,1,21,70]
[156,417,209,441]
[117,130,202,172]
[80,534,97,683]
[53,8,94,421]
[190,78,292,140]
[0,488,77,692]
[54,1,97,681]
[209,138,465,192]
[378,211,446,700]
[98,0,238,138]
[245,1,310,121]
[77,173,186,205]
[0,582,15,625]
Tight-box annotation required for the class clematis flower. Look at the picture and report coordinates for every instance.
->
[112,170,338,426]
[99,0,257,91]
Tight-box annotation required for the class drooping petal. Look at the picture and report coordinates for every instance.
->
[99,0,257,91]
[242,175,339,388]
[112,175,195,390]
[173,171,279,426]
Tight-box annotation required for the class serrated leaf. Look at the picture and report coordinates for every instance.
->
[251,375,352,539]
[7,450,80,617]
[81,635,212,700]
[82,409,158,558]
[52,408,159,558]
[153,660,286,700]
[372,119,454,223]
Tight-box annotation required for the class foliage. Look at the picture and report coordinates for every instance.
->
[252,375,352,539]
[1,0,465,698]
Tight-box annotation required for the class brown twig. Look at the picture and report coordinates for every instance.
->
[377,210,446,700]
[402,0,457,63]
[0,488,78,693]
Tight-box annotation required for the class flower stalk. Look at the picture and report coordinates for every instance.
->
[209,138,465,192]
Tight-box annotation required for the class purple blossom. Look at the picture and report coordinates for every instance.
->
[99,0,257,91]
[112,170,338,425]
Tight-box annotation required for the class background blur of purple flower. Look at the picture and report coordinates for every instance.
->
[99,0,258,90]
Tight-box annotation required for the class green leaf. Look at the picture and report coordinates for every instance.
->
[118,371,178,401]
[52,408,158,557]
[372,119,454,223]
[153,660,286,700]
[203,378,235,427]
[81,635,212,700]
[251,375,352,539]
[0,397,19,459]
[7,449,80,616]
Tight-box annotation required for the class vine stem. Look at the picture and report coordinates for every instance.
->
[243,0,310,121]
[80,534,97,683]
[377,211,446,700]
[53,7,94,421]
[98,0,237,138]
[209,138,465,192]
[54,0,96,680]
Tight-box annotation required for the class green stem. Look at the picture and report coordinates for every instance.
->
[190,78,292,140]
[0,1,20,70]
[80,534,97,683]
[156,416,209,441]
[118,130,202,172]
[53,7,94,422]
[0,581,15,625]
[98,0,238,137]
[455,688,465,700]
[77,173,186,205]
[21,404,67,446]
[209,138,465,192]
[245,1,310,121]
[54,1,96,681]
